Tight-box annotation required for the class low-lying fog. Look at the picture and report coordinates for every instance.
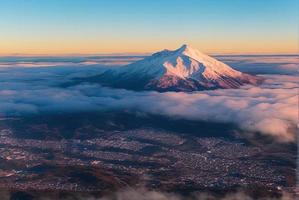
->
[0,55,298,142]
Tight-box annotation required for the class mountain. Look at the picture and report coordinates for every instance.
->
[83,44,262,92]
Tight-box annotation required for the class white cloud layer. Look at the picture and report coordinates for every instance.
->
[0,188,295,200]
[98,188,295,200]
[0,57,298,143]
[216,55,299,75]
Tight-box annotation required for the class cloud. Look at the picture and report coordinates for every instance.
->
[97,188,295,200]
[0,57,297,142]
[4,187,294,200]
[216,55,299,75]
[0,55,143,68]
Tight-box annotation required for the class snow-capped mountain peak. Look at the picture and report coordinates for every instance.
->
[87,44,262,92]
[176,44,198,56]
[142,44,242,81]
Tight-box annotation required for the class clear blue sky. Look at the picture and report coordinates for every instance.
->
[0,0,298,54]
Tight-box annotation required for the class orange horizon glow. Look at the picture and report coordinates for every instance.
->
[0,38,297,56]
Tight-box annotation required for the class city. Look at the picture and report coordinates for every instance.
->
[0,128,295,194]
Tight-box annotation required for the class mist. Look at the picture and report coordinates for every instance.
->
[0,56,298,142]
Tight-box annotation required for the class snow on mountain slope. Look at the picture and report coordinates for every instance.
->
[85,44,262,92]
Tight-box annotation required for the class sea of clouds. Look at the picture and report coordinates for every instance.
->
[76,188,296,200]
[0,187,295,200]
[0,55,298,143]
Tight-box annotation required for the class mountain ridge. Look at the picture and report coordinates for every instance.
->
[80,44,262,92]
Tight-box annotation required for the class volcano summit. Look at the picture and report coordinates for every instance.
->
[85,45,262,92]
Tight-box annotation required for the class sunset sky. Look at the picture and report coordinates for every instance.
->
[0,0,298,55]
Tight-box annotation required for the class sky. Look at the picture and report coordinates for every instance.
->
[0,0,298,55]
